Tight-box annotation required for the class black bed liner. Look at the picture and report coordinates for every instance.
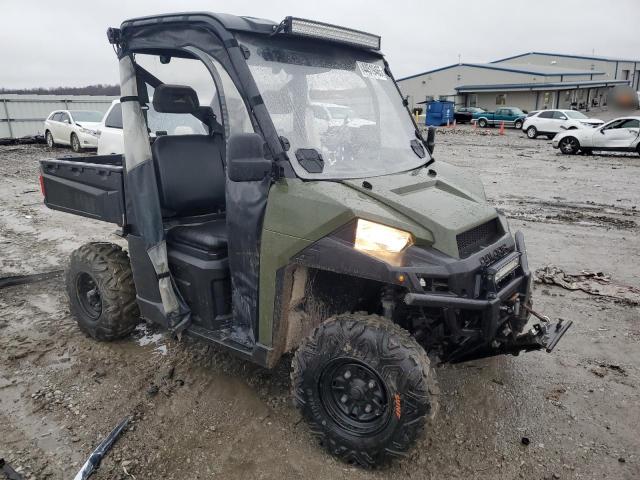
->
[39,154,126,225]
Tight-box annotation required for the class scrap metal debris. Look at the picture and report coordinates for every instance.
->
[0,458,23,480]
[73,416,130,480]
[0,270,63,289]
[535,266,640,305]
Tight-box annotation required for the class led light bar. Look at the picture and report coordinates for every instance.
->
[283,16,381,50]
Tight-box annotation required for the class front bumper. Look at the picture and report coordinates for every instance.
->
[77,130,99,148]
[402,231,571,362]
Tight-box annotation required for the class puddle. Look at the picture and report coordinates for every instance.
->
[134,323,168,356]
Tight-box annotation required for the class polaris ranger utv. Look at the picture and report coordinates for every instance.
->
[39,12,571,467]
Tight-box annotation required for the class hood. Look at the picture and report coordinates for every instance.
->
[75,121,102,130]
[341,162,500,257]
[579,118,604,126]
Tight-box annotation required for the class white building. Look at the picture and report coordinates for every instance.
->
[398,52,639,112]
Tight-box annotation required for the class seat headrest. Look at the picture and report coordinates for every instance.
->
[153,84,199,114]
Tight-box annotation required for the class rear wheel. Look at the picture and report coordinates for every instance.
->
[559,136,580,154]
[66,242,139,341]
[45,131,55,148]
[292,314,437,468]
[70,133,82,153]
[478,118,488,128]
[526,126,538,139]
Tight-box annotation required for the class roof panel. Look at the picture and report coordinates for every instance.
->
[397,62,605,82]
[491,51,640,64]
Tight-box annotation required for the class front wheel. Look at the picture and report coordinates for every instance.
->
[514,119,523,129]
[45,131,55,148]
[66,242,140,341]
[70,133,82,153]
[526,126,538,139]
[559,136,580,154]
[478,118,488,128]
[292,314,437,468]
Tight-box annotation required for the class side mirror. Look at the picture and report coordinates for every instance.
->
[425,126,436,155]
[227,133,272,182]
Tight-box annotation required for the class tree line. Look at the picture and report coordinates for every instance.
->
[0,84,120,96]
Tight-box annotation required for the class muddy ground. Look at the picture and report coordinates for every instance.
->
[1,122,639,479]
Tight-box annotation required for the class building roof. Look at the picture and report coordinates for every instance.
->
[455,79,631,93]
[491,51,640,64]
[396,62,604,82]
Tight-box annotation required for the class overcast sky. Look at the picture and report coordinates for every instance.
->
[1,0,638,89]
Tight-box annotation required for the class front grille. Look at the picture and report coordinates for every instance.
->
[457,218,501,258]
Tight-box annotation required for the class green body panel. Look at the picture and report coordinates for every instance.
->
[258,161,499,346]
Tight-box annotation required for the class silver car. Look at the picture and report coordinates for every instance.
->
[552,116,640,155]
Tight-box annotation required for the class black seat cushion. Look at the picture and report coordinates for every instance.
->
[167,220,227,252]
[151,134,225,217]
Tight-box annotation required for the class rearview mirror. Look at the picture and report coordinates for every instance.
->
[425,126,436,155]
[227,133,272,182]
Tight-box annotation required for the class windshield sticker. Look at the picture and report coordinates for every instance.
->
[357,61,387,81]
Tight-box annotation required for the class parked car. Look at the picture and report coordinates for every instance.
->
[454,107,485,124]
[97,99,207,155]
[97,101,124,155]
[44,110,103,152]
[523,109,604,139]
[472,107,526,129]
[553,116,640,155]
[310,102,375,128]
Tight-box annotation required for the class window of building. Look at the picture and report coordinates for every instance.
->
[496,93,506,105]
[621,69,630,80]
[469,94,478,107]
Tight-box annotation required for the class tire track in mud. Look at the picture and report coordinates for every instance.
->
[492,196,638,230]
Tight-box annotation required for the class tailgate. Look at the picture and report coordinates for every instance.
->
[40,155,126,226]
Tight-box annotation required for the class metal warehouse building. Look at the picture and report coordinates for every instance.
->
[398,52,640,112]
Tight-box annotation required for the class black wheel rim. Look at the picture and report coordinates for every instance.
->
[76,272,102,320]
[319,358,391,436]
[562,138,577,153]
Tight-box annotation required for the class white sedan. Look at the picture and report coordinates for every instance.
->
[552,116,640,155]
[44,110,103,152]
[522,109,604,139]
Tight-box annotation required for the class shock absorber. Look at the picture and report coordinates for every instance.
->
[381,285,396,319]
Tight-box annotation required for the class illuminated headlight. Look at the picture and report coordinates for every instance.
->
[355,219,413,254]
[493,255,520,284]
[284,16,381,50]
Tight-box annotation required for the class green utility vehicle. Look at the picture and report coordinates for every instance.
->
[39,13,571,467]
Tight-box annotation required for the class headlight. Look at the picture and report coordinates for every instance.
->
[354,219,413,254]
[79,127,98,136]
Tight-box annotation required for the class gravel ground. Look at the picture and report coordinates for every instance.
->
[1,122,639,479]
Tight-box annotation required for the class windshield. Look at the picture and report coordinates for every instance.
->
[564,111,589,119]
[70,111,103,123]
[238,33,427,180]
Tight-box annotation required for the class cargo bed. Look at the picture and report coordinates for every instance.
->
[39,154,126,225]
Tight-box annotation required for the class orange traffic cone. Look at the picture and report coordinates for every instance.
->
[499,121,505,135]
[473,120,477,129]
